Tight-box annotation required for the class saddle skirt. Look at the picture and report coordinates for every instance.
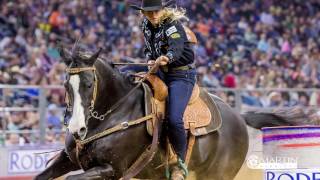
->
[142,75,222,136]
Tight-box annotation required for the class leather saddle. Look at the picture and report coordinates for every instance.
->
[142,75,222,136]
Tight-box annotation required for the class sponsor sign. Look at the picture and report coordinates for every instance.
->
[265,169,320,180]
[7,149,57,174]
[263,126,320,169]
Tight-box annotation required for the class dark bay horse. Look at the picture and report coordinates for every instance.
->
[35,47,249,180]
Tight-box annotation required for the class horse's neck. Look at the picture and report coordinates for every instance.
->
[88,63,144,133]
[95,61,136,110]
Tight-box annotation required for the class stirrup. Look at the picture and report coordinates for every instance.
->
[165,166,170,179]
[178,158,188,177]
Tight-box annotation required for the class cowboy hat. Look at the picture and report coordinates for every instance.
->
[130,0,175,11]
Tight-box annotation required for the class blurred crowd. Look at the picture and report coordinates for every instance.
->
[0,0,320,145]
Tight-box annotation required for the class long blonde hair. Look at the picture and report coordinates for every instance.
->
[159,7,189,23]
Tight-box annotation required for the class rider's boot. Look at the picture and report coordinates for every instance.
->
[169,158,188,180]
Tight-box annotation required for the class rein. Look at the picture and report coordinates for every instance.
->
[65,62,157,121]
[65,62,161,179]
[65,66,140,121]
[112,62,153,66]
[65,62,159,125]
[65,66,98,114]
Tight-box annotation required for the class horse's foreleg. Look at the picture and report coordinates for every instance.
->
[34,150,80,180]
[65,164,114,180]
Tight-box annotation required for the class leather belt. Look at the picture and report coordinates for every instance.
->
[161,64,195,73]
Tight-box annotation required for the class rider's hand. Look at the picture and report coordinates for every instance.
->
[147,60,155,70]
[155,56,169,66]
[147,60,155,64]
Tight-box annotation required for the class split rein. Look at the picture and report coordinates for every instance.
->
[64,62,161,179]
[64,63,159,143]
[65,62,157,121]
[64,62,159,145]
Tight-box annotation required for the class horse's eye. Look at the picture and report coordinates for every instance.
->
[87,83,92,89]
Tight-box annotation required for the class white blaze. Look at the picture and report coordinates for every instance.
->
[67,75,86,134]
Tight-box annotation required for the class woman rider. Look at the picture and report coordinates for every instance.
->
[130,0,196,179]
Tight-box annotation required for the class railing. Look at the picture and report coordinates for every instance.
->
[207,87,320,111]
[0,85,64,146]
[0,85,320,147]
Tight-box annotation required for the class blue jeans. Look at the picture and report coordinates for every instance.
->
[159,69,196,161]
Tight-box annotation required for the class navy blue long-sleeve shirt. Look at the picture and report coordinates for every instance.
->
[141,18,194,68]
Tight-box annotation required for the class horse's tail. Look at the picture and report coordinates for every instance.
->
[241,107,320,129]
[241,111,293,129]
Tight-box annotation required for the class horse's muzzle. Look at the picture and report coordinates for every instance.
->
[71,127,88,140]
[78,127,87,139]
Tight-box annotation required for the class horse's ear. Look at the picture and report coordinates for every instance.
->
[58,45,73,66]
[88,48,102,65]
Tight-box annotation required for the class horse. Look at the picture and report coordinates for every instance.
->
[35,46,302,180]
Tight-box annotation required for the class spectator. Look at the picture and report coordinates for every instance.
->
[1,0,320,145]
[47,104,62,130]
[268,92,283,107]
[5,133,25,146]
[223,73,237,88]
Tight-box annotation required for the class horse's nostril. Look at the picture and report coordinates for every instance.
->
[78,127,87,137]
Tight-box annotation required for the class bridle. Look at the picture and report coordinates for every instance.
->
[64,63,160,180]
[65,66,100,120]
[65,60,160,122]
[65,65,143,122]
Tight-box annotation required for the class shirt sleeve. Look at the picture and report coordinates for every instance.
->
[164,20,187,64]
